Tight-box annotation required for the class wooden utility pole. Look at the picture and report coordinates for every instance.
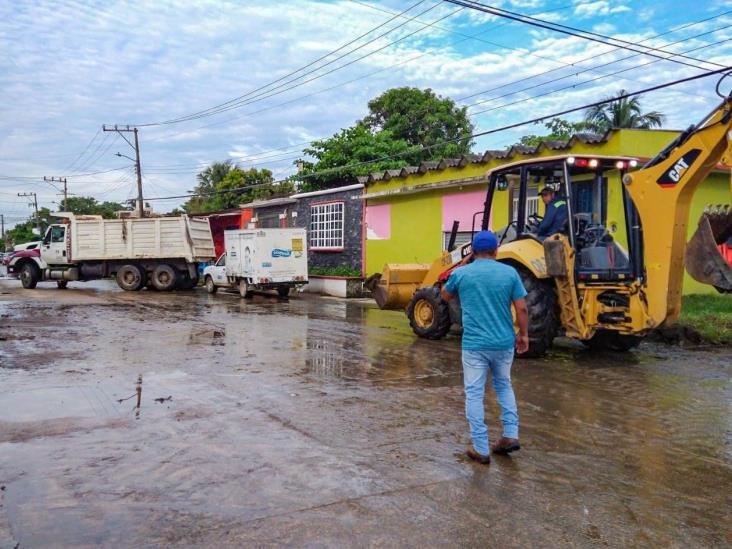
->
[103,124,144,217]
[18,192,41,235]
[44,176,68,210]
[1,214,4,241]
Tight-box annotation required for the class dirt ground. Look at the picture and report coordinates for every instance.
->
[0,279,730,548]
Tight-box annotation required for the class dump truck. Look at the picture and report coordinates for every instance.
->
[6,212,215,291]
[203,228,308,297]
[366,86,732,356]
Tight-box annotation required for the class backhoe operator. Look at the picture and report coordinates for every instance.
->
[536,186,568,238]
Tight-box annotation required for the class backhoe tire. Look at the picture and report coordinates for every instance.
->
[56,280,68,289]
[116,264,146,291]
[205,276,217,294]
[20,262,40,289]
[151,264,178,291]
[585,330,642,352]
[517,268,560,358]
[407,287,451,340]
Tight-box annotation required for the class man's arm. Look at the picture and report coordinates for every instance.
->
[514,298,529,354]
[536,203,556,236]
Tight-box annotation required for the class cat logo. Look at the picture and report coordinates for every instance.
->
[656,149,701,188]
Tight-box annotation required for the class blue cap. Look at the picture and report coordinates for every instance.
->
[472,230,498,253]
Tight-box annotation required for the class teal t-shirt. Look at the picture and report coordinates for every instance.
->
[444,259,527,350]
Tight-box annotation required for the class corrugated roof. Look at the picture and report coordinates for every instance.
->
[362,131,614,183]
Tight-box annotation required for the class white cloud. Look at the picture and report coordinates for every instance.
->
[574,1,632,19]
[0,0,728,220]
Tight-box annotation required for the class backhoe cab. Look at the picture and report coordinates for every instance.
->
[367,91,732,356]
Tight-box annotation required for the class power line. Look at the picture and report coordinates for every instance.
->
[139,66,732,202]
[134,0,441,127]
[469,37,732,117]
[443,0,724,71]
[142,7,731,166]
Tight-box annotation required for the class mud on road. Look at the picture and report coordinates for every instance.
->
[0,279,730,547]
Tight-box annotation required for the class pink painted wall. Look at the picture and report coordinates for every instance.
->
[441,190,488,232]
[365,203,391,240]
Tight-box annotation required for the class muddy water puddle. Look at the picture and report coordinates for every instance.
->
[0,280,731,546]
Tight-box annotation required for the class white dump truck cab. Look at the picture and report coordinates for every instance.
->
[41,224,70,265]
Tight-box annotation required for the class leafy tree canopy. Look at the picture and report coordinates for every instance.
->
[63,196,127,219]
[297,87,474,190]
[518,118,593,147]
[182,163,293,214]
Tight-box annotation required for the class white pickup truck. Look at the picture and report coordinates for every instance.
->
[203,228,308,297]
[6,212,215,291]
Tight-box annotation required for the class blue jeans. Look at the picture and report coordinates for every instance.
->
[462,348,519,456]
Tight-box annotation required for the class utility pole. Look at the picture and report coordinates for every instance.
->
[103,124,144,218]
[1,214,4,241]
[18,192,41,236]
[44,176,68,210]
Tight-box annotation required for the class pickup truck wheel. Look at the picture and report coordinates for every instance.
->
[277,286,290,297]
[151,264,178,291]
[56,280,68,289]
[205,276,217,294]
[116,264,145,291]
[238,279,252,298]
[20,263,39,289]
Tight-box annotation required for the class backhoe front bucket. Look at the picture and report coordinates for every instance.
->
[364,264,430,310]
[685,205,732,293]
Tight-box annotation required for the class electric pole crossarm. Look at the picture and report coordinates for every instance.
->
[44,177,68,211]
[103,124,144,217]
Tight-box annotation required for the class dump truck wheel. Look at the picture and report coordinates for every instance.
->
[56,280,68,289]
[277,286,290,297]
[116,264,145,291]
[585,330,642,352]
[205,276,217,294]
[151,264,178,291]
[517,268,559,358]
[407,287,451,340]
[20,262,39,289]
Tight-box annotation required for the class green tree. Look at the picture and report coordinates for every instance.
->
[584,90,665,133]
[6,207,54,246]
[183,166,291,213]
[363,87,474,157]
[298,125,413,190]
[297,87,475,190]
[518,118,593,146]
[63,196,127,218]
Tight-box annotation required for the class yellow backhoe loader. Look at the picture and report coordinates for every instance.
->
[366,88,732,357]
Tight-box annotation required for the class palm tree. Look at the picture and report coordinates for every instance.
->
[196,160,235,190]
[584,90,665,133]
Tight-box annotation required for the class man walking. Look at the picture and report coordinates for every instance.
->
[441,230,529,465]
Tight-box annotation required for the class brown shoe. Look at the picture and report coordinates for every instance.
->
[491,437,521,455]
[466,447,491,465]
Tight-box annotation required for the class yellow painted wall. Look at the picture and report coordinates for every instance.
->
[364,129,729,294]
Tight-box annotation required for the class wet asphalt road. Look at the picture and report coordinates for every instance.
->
[0,279,730,548]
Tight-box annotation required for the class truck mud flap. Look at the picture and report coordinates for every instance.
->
[685,206,732,293]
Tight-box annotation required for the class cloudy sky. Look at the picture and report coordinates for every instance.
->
[1,0,730,225]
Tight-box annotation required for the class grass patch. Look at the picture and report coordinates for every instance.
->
[680,294,732,345]
[309,265,362,277]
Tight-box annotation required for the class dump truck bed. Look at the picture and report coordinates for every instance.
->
[63,214,215,262]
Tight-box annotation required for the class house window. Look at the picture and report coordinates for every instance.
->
[310,201,344,250]
[512,195,540,222]
[442,231,473,251]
